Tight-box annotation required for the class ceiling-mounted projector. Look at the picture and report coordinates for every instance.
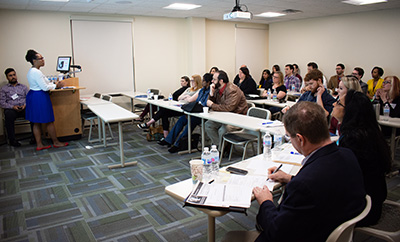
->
[223,0,252,20]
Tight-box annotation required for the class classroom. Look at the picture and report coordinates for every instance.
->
[1,0,400,241]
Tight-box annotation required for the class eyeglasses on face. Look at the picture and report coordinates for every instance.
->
[383,81,392,84]
[336,99,345,108]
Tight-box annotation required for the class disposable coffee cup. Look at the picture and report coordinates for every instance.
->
[154,94,159,100]
[189,159,203,184]
[203,107,209,113]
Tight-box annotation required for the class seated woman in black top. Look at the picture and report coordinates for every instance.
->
[259,69,272,90]
[233,66,258,95]
[332,90,392,226]
[137,76,202,137]
[374,76,400,136]
[261,71,287,113]
[135,76,189,122]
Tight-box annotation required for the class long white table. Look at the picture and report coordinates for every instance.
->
[190,111,283,154]
[248,98,297,108]
[87,103,139,169]
[165,154,301,242]
[378,116,400,158]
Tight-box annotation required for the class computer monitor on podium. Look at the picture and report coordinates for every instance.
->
[56,56,71,73]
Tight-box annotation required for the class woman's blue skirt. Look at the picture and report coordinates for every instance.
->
[25,90,55,123]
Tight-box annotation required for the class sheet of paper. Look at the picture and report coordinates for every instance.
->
[246,156,293,176]
[272,143,304,165]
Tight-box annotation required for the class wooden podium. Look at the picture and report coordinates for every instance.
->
[48,77,85,140]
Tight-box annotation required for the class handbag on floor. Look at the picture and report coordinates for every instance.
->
[146,125,164,141]
[178,133,201,151]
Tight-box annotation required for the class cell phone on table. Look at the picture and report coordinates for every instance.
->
[226,166,248,175]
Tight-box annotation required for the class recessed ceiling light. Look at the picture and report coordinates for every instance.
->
[342,0,387,6]
[163,3,201,10]
[40,0,69,2]
[256,12,286,18]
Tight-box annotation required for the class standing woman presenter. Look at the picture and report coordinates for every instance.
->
[25,49,68,151]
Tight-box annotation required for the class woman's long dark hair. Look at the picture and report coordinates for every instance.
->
[340,90,392,172]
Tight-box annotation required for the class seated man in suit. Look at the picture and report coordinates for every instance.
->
[252,101,366,242]
[205,70,248,148]
[0,68,31,146]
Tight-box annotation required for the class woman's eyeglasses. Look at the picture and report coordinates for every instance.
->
[336,99,345,108]
[383,81,392,84]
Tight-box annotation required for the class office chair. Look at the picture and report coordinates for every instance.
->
[220,107,271,161]
[326,195,371,242]
[354,199,400,242]
[2,109,31,144]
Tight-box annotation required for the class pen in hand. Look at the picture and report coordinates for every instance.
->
[267,164,283,181]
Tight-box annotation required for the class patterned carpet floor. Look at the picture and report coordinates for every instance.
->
[0,122,399,242]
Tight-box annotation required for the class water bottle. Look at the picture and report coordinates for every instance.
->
[291,85,296,93]
[383,103,390,120]
[273,134,283,151]
[147,89,151,99]
[263,133,272,159]
[267,90,271,100]
[52,76,57,84]
[168,93,173,102]
[210,145,220,179]
[273,90,277,102]
[202,147,212,182]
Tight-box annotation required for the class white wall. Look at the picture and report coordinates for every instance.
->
[269,8,400,81]
[0,9,268,136]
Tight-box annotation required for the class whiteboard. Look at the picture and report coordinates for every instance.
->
[235,27,268,83]
[71,19,134,95]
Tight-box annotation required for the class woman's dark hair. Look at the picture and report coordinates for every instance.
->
[203,73,212,83]
[272,64,280,72]
[209,66,219,73]
[372,66,384,77]
[239,66,250,78]
[181,76,190,87]
[340,90,392,172]
[25,49,38,65]
[260,69,271,83]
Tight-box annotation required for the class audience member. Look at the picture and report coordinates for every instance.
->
[327,63,345,94]
[374,76,400,136]
[205,70,248,148]
[329,75,361,135]
[258,69,272,90]
[25,49,68,151]
[233,66,258,95]
[160,73,212,153]
[134,76,189,122]
[209,66,219,75]
[283,64,301,92]
[261,71,287,113]
[293,63,302,83]
[0,68,31,146]
[283,69,335,117]
[367,66,384,100]
[306,61,327,87]
[332,90,391,226]
[272,64,280,74]
[253,101,366,241]
[137,75,201,137]
[352,67,368,94]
